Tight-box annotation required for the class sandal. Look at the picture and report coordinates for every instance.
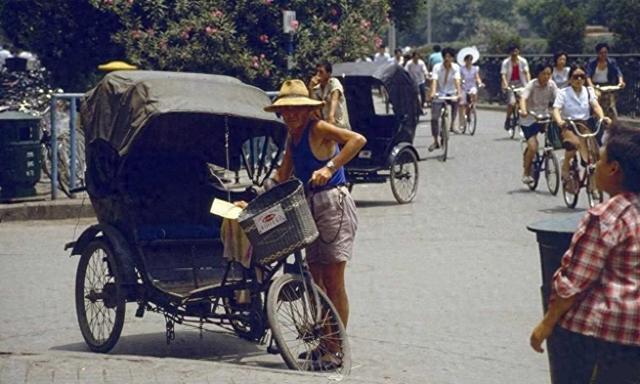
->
[562,174,578,194]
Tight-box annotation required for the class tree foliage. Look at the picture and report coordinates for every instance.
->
[608,0,640,52]
[0,0,124,91]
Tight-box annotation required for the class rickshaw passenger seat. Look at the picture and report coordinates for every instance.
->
[136,224,221,242]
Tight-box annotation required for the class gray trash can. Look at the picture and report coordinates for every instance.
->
[0,111,42,201]
[528,212,585,384]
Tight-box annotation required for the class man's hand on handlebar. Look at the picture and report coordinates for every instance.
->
[520,110,528,118]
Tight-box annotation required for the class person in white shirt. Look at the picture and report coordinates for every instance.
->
[500,44,530,132]
[373,45,391,63]
[519,63,558,185]
[427,47,462,151]
[405,51,429,110]
[458,53,484,131]
[392,48,404,66]
[552,64,611,193]
[552,51,570,88]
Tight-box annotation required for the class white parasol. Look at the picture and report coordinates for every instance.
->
[457,46,480,66]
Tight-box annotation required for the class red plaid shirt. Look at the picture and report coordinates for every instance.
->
[552,192,640,346]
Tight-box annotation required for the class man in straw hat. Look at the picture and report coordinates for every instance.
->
[265,79,366,369]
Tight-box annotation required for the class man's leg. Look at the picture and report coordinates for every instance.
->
[322,261,349,328]
[449,100,459,131]
[419,83,426,108]
[523,136,538,178]
[458,97,467,129]
[505,90,515,130]
[430,101,443,150]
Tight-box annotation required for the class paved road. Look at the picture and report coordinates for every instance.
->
[0,109,589,383]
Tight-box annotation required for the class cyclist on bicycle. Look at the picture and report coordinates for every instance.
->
[427,47,461,151]
[519,62,558,185]
[500,44,530,135]
[552,64,611,194]
[458,53,484,132]
[586,42,625,118]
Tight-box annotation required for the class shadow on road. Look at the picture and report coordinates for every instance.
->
[493,137,519,142]
[538,206,587,214]
[506,188,554,196]
[355,200,402,208]
[51,330,287,370]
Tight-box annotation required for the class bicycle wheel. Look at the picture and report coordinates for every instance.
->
[267,274,351,375]
[562,160,579,209]
[390,147,419,204]
[509,111,518,139]
[224,293,266,342]
[440,111,449,162]
[75,239,126,353]
[586,172,604,208]
[544,151,560,196]
[527,152,540,191]
[468,107,477,136]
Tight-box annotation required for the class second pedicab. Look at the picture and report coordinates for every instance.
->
[333,61,421,204]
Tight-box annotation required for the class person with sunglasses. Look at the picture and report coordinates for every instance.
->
[552,64,611,194]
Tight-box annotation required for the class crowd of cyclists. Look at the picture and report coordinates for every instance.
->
[376,41,626,205]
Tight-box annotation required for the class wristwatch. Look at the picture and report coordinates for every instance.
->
[326,160,337,173]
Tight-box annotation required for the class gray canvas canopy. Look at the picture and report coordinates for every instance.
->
[81,70,284,156]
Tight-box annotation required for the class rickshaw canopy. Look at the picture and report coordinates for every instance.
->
[81,70,284,156]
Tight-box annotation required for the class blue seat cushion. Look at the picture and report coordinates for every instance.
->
[136,224,220,242]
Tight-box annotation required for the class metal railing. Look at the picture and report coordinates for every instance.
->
[49,93,84,200]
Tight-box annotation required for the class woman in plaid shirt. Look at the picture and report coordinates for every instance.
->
[530,124,640,383]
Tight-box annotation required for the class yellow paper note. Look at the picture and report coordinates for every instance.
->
[210,198,243,220]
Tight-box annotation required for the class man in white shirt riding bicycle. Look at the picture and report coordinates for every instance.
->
[501,44,530,134]
[427,47,461,151]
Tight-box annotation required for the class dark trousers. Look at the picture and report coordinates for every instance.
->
[551,327,640,384]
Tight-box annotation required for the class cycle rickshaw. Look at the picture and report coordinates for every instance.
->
[333,62,420,204]
[68,70,350,374]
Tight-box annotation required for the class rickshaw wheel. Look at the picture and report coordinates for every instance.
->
[224,294,266,342]
[75,239,125,353]
[267,274,351,375]
[390,147,419,204]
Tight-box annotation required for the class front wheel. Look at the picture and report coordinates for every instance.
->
[390,147,419,204]
[468,107,477,136]
[267,274,351,375]
[527,151,540,191]
[440,111,449,162]
[509,110,519,139]
[586,172,604,208]
[544,151,560,196]
[562,161,579,209]
[75,239,126,353]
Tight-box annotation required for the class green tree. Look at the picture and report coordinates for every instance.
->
[389,0,427,32]
[0,0,124,91]
[545,2,585,53]
[90,0,390,89]
[608,0,640,52]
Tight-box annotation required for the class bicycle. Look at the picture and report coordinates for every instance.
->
[520,112,560,195]
[506,85,525,139]
[594,84,622,119]
[561,119,605,209]
[460,84,484,136]
[434,95,458,162]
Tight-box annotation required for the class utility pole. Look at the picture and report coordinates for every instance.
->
[388,20,396,54]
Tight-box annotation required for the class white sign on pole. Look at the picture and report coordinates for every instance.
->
[283,10,297,33]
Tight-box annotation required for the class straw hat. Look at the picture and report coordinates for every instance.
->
[264,79,324,112]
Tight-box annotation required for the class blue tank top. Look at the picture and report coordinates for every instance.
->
[291,120,347,189]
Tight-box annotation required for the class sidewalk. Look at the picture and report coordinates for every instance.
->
[0,350,357,384]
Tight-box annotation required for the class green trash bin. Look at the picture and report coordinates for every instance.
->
[0,111,42,201]
[528,213,585,384]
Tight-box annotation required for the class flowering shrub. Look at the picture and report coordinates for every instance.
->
[90,0,390,89]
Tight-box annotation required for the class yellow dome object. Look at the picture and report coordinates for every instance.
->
[98,61,138,71]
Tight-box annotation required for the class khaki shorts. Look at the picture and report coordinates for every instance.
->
[305,185,358,264]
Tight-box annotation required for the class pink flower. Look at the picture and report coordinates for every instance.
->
[130,29,143,39]
[290,20,299,31]
[330,8,338,16]
[103,0,113,5]
[159,41,168,51]
[331,24,338,31]
[146,28,155,37]
[374,36,383,47]
[263,69,271,77]
[205,26,218,35]
[211,9,224,18]
[180,31,190,40]
[263,0,273,4]
[251,56,260,68]
[260,54,266,59]
[127,0,134,5]
[360,19,371,29]
[259,34,269,43]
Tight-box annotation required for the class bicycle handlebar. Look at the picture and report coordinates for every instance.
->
[594,84,622,93]
[565,118,604,139]
[521,111,552,123]
[435,95,459,101]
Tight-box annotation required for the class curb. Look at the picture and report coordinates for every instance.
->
[0,198,94,222]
